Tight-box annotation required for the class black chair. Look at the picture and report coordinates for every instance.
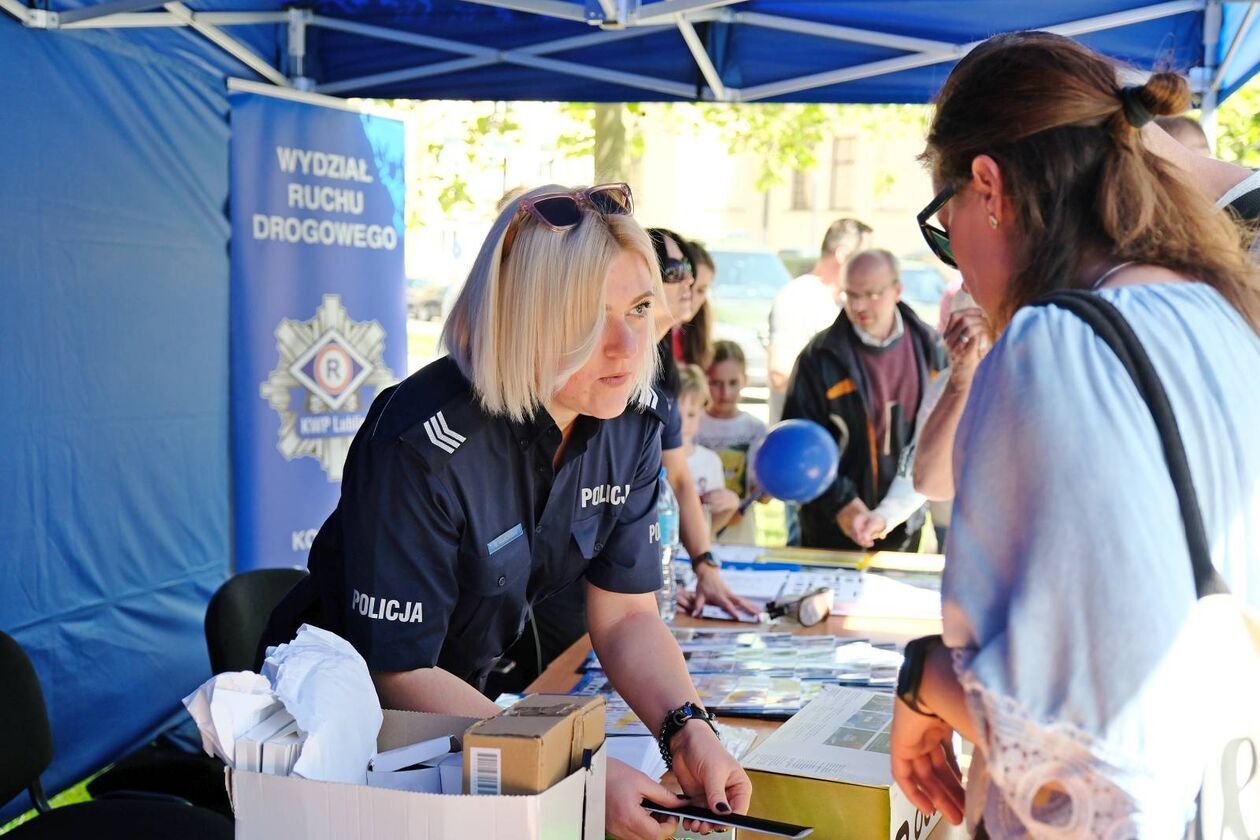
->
[0,630,232,839]
[86,567,310,813]
[205,567,309,674]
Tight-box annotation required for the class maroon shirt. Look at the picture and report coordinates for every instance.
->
[857,333,921,458]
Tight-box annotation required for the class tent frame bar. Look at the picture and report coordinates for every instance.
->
[0,0,1239,105]
[675,14,727,101]
[311,22,681,97]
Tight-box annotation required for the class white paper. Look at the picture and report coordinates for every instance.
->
[262,623,384,784]
[741,685,896,787]
[181,670,279,765]
[833,573,940,619]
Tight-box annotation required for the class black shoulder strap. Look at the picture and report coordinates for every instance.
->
[1033,290,1229,599]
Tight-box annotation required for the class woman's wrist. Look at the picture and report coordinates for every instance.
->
[669,715,722,755]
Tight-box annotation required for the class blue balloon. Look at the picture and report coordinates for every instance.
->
[753,419,840,503]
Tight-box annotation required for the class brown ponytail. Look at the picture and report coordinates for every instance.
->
[924,32,1260,332]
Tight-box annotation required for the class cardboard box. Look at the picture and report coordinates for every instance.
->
[743,768,941,840]
[463,694,605,796]
[740,686,946,840]
[229,709,606,840]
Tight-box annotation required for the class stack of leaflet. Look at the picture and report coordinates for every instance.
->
[582,630,902,684]
[234,707,306,776]
[572,629,902,726]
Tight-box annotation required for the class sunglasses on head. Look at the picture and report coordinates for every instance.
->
[661,257,694,285]
[503,182,634,256]
[917,183,957,269]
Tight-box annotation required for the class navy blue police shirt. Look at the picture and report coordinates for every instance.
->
[304,356,668,688]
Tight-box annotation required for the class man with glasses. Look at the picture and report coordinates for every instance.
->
[781,250,947,551]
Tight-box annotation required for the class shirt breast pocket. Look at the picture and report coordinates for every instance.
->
[464,528,531,596]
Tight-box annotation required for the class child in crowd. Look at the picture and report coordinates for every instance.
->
[678,364,740,535]
[696,340,767,545]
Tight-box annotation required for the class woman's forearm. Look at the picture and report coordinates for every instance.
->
[588,590,700,734]
[912,376,971,500]
[920,645,979,746]
[372,666,502,717]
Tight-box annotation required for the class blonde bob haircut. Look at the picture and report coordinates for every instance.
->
[442,184,663,423]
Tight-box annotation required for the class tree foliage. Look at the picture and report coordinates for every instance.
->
[1212,79,1260,167]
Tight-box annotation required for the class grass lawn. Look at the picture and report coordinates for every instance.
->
[2,775,97,833]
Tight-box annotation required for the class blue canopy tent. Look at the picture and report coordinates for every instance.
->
[2,0,1256,118]
[1,0,1255,821]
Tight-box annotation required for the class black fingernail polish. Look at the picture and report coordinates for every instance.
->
[678,793,691,799]
[716,802,730,813]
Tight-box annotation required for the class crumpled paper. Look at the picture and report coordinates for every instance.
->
[262,624,383,784]
[182,671,279,766]
[182,624,383,784]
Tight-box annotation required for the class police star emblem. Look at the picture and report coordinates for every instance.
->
[260,294,397,481]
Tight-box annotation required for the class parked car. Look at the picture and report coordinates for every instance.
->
[704,241,795,388]
[897,256,955,329]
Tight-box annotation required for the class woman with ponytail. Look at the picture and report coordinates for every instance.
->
[888,32,1260,836]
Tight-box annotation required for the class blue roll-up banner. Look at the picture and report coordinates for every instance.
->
[230,90,406,572]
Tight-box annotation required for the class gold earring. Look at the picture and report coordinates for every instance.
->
[988,214,999,229]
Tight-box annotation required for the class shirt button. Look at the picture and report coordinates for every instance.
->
[497,575,507,586]
[534,524,543,534]
[594,542,603,553]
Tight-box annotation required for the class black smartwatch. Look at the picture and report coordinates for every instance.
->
[896,634,944,717]
[657,702,718,769]
[691,550,720,570]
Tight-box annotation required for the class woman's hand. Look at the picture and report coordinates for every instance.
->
[668,722,753,833]
[689,564,759,619]
[943,308,993,386]
[890,698,965,825]
[606,758,685,840]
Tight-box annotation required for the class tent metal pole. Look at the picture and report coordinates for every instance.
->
[58,11,287,28]
[310,15,499,57]
[740,0,1202,102]
[634,0,747,25]
[457,0,588,22]
[316,56,499,95]
[733,11,956,54]
[314,24,678,97]
[510,26,669,54]
[164,2,290,86]
[287,7,314,90]
[1201,0,1224,140]
[676,15,727,101]
[1042,0,1204,37]
[58,0,165,25]
[1212,1,1256,89]
[0,0,29,25]
[503,52,696,97]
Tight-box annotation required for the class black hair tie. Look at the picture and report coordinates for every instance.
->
[1120,85,1154,128]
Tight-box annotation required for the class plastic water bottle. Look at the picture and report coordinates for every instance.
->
[656,467,679,622]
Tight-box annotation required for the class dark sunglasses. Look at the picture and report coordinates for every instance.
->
[916,184,957,268]
[503,182,633,256]
[661,257,694,285]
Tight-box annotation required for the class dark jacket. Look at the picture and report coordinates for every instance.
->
[782,303,947,550]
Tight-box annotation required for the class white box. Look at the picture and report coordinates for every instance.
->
[229,709,606,840]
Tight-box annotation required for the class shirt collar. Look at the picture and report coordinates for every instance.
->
[512,411,600,461]
[851,308,905,349]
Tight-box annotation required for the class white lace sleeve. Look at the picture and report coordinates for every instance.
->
[954,650,1152,838]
